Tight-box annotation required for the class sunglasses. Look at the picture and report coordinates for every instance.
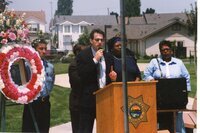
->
[94,38,104,42]
[161,48,171,52]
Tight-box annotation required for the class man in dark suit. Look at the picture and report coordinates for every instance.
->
[76,28,117,133]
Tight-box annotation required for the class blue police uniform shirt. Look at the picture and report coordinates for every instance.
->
[40,59,55,97]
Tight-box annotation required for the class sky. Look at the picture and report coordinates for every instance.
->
[8,0,196,31]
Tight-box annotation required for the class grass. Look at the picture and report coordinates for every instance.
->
[53,62,69,74]
[185,63,197,97]
[50,85,71,126]
[0,85,71,132]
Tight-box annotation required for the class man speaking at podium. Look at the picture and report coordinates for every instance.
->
[76,28,117,133]
[144,40,191,133]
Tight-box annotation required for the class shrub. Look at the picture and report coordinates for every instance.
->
[60,51,75,63]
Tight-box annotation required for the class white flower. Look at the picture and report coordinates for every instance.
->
[17,86,30,94]
[0,77,5,89]
[17,96,28,104]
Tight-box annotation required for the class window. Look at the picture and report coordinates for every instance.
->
[64,25,70,33]
[80,26,86,33]
[63,35,72,49]
[59,25,63,33]
[177,41,183,47]
[172,24,181,31]
[72,25,79,33]
[29,23,39,32]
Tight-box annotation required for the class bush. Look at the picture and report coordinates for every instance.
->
[143,55,151,59]
[45,54,62,63]
[143,54,158,60]
[135,53,140,59]
[60,51,75,63]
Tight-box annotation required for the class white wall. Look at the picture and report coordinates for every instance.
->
[144,25,194,57]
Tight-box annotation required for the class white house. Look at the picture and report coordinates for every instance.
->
[15,10,46,34]
[50,13,194,57]
[106,13,194,58]
[15,10,50,48]
[50,15,118,51]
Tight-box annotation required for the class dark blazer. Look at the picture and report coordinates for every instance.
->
[76,46,114,108]
[68,59,81,110]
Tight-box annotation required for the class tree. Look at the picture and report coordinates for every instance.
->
[145,8,155,14]
[185,2,197,71]
[0,0,12,13]
[77,29,90,46]
[124,0,141,17]
[55,0,73,15]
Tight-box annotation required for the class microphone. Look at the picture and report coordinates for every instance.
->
[98,47,103,50]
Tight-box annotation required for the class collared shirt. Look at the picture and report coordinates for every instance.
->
[91,47,106,88]
[40,59,55,97]
[143,57,191,91]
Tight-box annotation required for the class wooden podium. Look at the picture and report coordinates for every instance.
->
[94,81,157,133]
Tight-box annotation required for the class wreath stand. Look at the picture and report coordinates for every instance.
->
[0,60,40,132]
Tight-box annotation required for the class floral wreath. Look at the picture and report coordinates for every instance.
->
[0,44,45,104]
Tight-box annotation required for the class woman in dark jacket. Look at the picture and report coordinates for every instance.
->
[107,36,141,82]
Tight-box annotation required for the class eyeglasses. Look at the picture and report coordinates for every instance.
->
[94,38,104,42]
[38,47,47,50]
[161,48,171,52]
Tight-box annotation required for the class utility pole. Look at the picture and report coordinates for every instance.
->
[49,0,53,47]
[107,8,110,15]
[50,0,53,20]
[120,0,129,132]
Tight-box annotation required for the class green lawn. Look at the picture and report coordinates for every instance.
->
[0,85,71,132]
[53,62,69,74]
[185,63,197,97]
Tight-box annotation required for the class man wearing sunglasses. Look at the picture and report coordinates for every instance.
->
[76,28,117,133]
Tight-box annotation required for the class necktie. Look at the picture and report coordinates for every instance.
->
[98,57,106,88]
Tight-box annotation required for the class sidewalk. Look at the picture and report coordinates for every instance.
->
[54,63,148,88]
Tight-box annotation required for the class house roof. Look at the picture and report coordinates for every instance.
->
[14,10,46,24]
[143,13,188,24]
[52,15,118,26]
[106,13,188,39]
[51,13,189,40]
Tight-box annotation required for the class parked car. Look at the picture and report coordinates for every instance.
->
[46,46,57,56]
[56,49,68,56]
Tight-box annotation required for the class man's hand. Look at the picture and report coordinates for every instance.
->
[94,49,103,62]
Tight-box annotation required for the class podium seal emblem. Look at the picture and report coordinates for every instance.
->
[122,95,150,128]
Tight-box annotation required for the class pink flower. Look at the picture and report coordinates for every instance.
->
[0,10,30,47]
[8,32,17,41]
[17,96,28,104]
[23,28,29,35]
[1,39,8,44]
[17,29,25,38]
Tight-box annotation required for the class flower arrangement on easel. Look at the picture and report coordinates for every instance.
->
[0,9,45,104]
[0,9,30,48]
